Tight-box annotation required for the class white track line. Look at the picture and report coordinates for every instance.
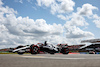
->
[21,56,85,60]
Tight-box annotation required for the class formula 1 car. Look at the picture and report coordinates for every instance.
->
[13,42,69,55]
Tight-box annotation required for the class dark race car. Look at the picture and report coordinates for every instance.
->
[13,42,69,55]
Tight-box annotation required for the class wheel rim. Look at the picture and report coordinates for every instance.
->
[33,47,38,53]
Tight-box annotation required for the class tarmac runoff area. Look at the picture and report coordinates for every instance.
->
[0,54,100,67]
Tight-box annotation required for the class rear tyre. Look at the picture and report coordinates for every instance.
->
[50,52,55,54]
[61,48,69,54]
[49,50,55,54]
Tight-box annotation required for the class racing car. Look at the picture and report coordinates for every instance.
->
[13,41,69,55]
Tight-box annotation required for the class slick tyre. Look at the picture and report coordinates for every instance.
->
[49,50,55,54]
[50,52,55,54]
[61,48,69,54]
[31,46,39,54]
[17,52,24,55]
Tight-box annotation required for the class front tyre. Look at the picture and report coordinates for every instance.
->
[17,50,25,55]
[31,46,40,54]
[17,52,24,55]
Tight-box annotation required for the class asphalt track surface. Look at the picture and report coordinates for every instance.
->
[0,54,100,67]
